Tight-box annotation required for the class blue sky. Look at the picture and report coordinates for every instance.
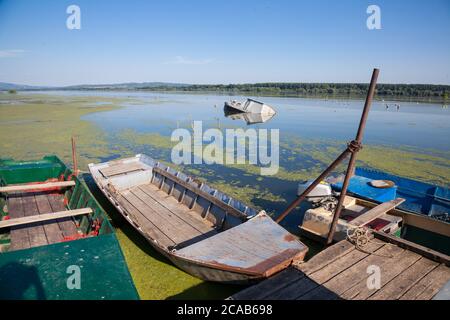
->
[0,0,449,86]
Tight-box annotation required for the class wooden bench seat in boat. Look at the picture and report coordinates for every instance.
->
[6,191,79,251]
[99,162,146,178]
[0,181,75,193]
[0,208,91,229]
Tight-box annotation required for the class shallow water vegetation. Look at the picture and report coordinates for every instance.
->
[0,94,125,168]
[1,93,448,300]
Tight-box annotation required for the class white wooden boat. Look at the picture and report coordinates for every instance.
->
[224,99,276,115]
[89,154,308,283]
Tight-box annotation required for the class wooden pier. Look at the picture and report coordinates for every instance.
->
[230,232,450,300]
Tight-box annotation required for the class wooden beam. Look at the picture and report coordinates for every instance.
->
[350,198,405,227]
[0,208,92,229]
[387,210,450,238]
[373,230,450,266]
[0,181,75,193]
[153,166,248,220]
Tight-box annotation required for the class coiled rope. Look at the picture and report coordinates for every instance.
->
[346,227,394,258]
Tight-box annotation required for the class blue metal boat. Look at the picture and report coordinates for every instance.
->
[331,167,450,255]
[332,167,449,221]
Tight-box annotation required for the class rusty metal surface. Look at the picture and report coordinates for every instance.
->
[174,212,308,277]
[277,68,380,230]
[326,68,379,244]
[276,150,351,223]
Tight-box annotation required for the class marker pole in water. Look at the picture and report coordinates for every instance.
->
[326,68,379,244]
[71,135,78,176]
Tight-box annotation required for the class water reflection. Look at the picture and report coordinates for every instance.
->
[223,107,276,125]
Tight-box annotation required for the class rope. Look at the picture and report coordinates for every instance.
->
[347,140,362,153]
[346,227,394,258]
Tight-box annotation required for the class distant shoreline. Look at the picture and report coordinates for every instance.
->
[3,88,447,104]
[1,81,448,104]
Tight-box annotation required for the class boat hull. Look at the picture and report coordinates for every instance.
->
[0,155,138,300]
[89,155,308,284]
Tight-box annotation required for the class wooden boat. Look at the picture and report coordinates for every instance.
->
[387,209,450,256]
[0,155,138,300]
[89,154,308,283]
[224,98,276,115]
[299,195,404,242]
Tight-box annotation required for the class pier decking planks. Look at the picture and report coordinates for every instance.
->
[230,238,450,300]
[6,191,78,251]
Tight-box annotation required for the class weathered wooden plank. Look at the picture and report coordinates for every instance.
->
[319,244,404,296]
[308,241,384,285]
[131,187,217,247]
[231,267,305,300]
[349,198,405,227]
[400,264,450,300]
[0,208,92,229]
[20,193,48,248]
[0,181,75,193]
[7,194,31,251]
[117,193,176,249]
[99,162,145,177]
[141,184,216,233]
[374,230,450,265]
[297,284,342,300]
[368,257,438,300]
[47,193,78,237]
[270,276,318,300]
[123,190,201,245]
[34,194,64,244]
[137,185,214,235]
[341,244,426,300]
[296,240,356,275]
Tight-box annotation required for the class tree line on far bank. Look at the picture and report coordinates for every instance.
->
[137,83,449,102]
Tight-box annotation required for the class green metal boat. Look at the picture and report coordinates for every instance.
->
[0,155,138,300]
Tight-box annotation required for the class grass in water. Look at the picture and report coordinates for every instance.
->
[1,92,448,299]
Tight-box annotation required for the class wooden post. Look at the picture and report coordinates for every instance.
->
[71,135,78,176]
[276,68,380,230]
[275,149,351,223]
[326,68,379,244]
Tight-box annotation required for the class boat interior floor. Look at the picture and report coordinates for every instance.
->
[117,183,218,250]
[114,181,308,276]
[6,191,78,251]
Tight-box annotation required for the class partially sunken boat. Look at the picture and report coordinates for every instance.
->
[224,107,276,125]
[224,98,276,116]
[0,155,138,300]
[89,154,308,283]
